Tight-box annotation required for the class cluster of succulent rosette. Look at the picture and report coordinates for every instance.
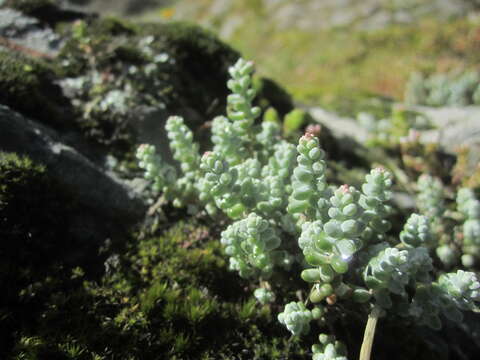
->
[136,58,480,359]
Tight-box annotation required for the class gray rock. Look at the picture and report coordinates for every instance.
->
[0,104,148,225]
[0,8,62,57]
[308,103,480,164]
[409,105,480,169]
[307,106,369,143]
[132,105,171,157]
[131,104,206,163]
[407,105,480,154]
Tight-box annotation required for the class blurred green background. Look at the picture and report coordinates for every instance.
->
[66,0,480,113]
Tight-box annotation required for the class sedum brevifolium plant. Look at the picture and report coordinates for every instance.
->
[312,334,348,360]
[457,188,480,267]
[414,174,480,269]
[137,58,480,359]
[220,212,290,279]
[277,301,315,336]
[405,69,480,107]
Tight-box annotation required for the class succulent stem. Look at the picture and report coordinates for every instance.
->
[360,306,381,360]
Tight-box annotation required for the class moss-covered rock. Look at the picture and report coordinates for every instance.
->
[0,152,75,355]
[0,150,145,357]
[0,11,296,158]
[138,21,240,120]
[0,50,74,127]
[5,217,311,359]
[54,18,297,159]
[0,150,116,277]
[0,153,58,277]
[56,16,139,77]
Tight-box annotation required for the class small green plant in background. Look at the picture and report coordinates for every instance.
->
[357,105,432,149]
[405,69,480,107]
[414,174,480,270]
[137,58,480,359]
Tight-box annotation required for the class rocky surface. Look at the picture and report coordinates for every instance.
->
[0,104,148,224]
[0,8,62,57]
[414,105,480,169]
[412,105,480,152]
[307,106,369,144]
[308,103,480,160]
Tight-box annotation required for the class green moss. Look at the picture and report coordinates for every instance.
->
[53,17,147,155]
[0,153,72,356]
[142,21,238,63]
[0,151,79,276]
[4,217,312,359]
[132,220,246,301]
[113,44,148,64]
[0,153,54,270]
[0,51,73,127]
[57,17,139,77]
[0,152,126,358]
[56,20,232,153]
[55,18,295,158]
[93,16,138,36]
[138,21,240,119]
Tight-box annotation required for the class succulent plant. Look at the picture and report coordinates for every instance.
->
[137,58,480,360]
